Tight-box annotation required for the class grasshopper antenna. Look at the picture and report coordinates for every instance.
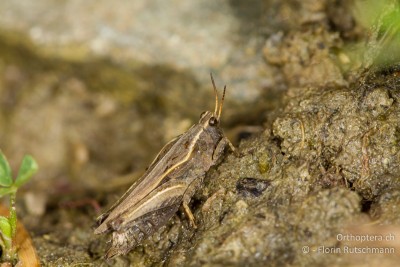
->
[217,85,226,120]
[210,73,219,115]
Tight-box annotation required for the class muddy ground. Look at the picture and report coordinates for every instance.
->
[0,0,399,266]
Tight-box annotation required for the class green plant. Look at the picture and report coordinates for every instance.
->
[351,0,400,67]
[0,151,38,262]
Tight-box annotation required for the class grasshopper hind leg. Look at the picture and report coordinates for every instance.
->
[106,204,180,259]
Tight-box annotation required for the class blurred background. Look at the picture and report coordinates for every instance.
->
[0,0,280,196]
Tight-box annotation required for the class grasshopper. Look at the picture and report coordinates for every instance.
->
[94,74,235,258]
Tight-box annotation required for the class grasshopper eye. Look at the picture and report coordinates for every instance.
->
[200,111,207,118]
[209,116,218,126]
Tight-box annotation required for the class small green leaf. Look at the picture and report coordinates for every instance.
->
[0,152,12,187]
[0,187,15,198]
[15,155,38,187]
[0,216,12,242]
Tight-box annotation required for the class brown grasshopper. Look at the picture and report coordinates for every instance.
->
[94,74,234,258]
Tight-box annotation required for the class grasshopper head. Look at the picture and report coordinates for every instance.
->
[199,111,219,127]
[198,111,224,144]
